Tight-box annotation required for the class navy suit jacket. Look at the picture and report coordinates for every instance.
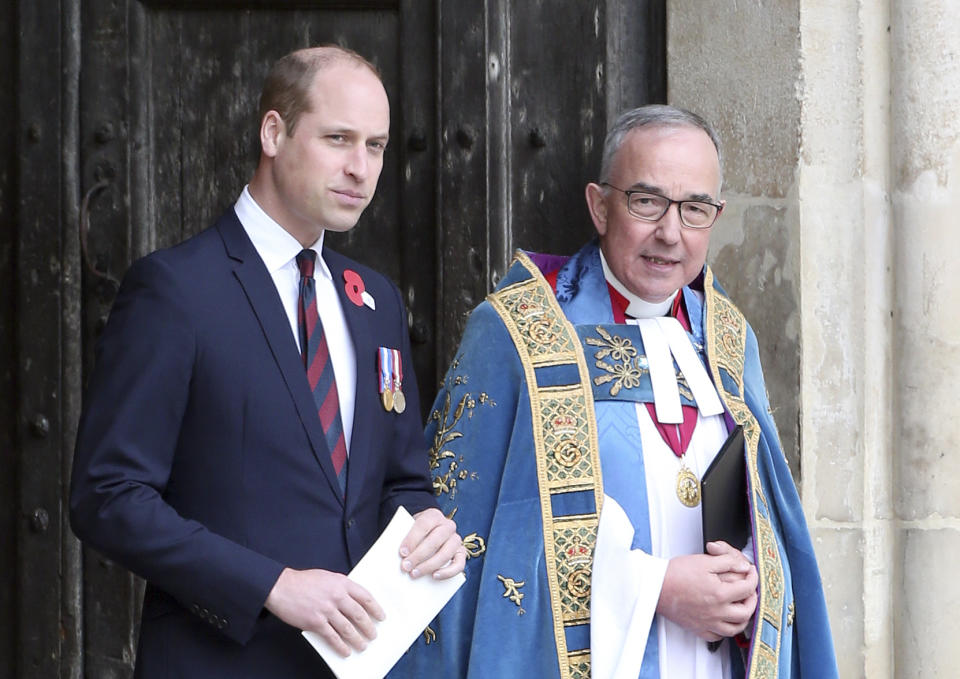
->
[70,210,436,677]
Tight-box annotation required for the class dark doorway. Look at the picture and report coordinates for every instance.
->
[4,1,664,675]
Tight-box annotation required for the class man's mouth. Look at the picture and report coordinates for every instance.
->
[643,255,677,266]
[332,189,367,207]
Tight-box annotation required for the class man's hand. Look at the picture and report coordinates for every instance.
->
[656,540,758,641]
[264,568,384,657]
[398,507,466,580]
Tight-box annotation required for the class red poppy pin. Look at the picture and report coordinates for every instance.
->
[343,269,375,310]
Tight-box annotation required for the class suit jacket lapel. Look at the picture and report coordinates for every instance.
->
[217,212,346,505]
[324,251,376,510]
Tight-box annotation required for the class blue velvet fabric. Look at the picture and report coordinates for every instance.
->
[390,241,838,679]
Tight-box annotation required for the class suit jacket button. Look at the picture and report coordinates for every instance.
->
[346,519,355,529]
[191,604,200,615]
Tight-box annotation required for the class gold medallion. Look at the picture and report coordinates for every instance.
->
[381,389,394,412]
[393,389,406,414]
[676,465,701,507]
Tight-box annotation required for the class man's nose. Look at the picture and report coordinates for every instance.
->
[655,203,684,243]
[344,145,368,180]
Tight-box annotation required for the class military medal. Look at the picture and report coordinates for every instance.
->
[378,347,395,412]
[390,348,406,414]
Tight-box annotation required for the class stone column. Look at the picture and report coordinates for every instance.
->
[889,2,960,676]
[796,3,893,676]
[668,0,960,676]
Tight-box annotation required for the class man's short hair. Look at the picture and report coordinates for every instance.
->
[599,105,724,189]
[258,45,382,137]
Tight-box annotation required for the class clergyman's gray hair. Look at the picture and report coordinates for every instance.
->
[598,105,724,190]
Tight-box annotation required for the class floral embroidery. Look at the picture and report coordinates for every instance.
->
[585,325,636,362]
[462,532,487,559]
[497,574,526,615]
[585,327,649,396]
[428,362,496,502]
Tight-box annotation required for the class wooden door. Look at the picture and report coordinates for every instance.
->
[7,1,664,676]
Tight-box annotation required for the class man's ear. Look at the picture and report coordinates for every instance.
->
[585,182,609,236]
[260,111,285,158]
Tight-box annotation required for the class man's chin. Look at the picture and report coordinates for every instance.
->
[322,213,365,234]
[323,224,359,234]
[620,272,679,303]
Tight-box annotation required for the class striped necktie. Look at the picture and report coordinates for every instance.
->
[296,249,347,496]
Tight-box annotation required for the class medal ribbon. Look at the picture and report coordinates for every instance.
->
[390,348,402,392]
[378,347,393,395]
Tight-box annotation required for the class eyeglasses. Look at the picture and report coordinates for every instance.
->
[601,182,722,229]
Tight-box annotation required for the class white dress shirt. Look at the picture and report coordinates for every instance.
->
[234,186,356,455]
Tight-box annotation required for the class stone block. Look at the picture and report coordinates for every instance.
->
[813,526,865,679]
[897,528,960,677]
[892,148,960,519]
[711,202,801,482]
[667,0,800,197]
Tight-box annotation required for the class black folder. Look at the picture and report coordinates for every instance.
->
[700,425,748,552]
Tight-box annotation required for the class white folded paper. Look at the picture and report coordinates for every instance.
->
[302,506,466,679]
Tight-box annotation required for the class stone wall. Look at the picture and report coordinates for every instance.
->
[668,0,960,676]
[889,3,960,675]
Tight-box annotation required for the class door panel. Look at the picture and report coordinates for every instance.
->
[2,3,19,676]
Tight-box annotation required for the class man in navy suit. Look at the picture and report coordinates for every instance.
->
[70,45,465,677]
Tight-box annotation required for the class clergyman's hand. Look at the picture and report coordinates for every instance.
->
[398,507,466,580]
[656,540,758,641]
[264,567,384,657]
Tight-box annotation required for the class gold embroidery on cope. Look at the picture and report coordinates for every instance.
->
[551,408,584,468]
[567,651,591,679]
[562,534,592,599]
[496,281,579,360]
[542,393,593,484]
[553,520,598,624]
[428,380,495,503]
[497,574,526,615]
[704,266,785,679]
[754,650,777,679]
[462,532,487,559]
[585,327,648,396]
[488,251,602,679]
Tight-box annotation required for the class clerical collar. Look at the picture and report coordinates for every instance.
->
[599,249,678,319]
